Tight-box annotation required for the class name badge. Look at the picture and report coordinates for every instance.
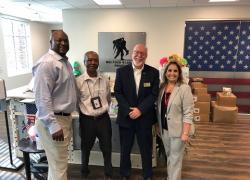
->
[144,82,151,87]
[91,96,102,109]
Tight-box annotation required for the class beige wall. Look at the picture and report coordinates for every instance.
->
[30,22,51,62]
[1,5,250,89]
[63,5,250,69]
[0,18,62,90]
[31,23,63,61]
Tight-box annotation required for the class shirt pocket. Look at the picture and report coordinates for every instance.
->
[97,88,106,97]
[80,89,89,101]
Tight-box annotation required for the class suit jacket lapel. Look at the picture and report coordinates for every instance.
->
[167,85,180,114]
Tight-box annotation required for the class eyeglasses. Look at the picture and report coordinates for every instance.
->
[133,50,146,56]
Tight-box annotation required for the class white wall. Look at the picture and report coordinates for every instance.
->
[30,22,51,63]
[0,18,62,90]
[30,22,63,62]
[63,5,250,69]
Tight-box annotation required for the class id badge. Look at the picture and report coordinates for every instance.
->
[91,96,102,109]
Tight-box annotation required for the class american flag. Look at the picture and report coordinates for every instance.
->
[184,20,250,113]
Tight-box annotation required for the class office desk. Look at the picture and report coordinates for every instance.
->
[7,86,157,168]
[18,138,46,180]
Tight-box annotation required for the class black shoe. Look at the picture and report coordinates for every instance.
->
[144,178,152,180]
[81,174,88,180]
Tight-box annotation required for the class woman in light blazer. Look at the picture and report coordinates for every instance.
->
[156,60,194,180]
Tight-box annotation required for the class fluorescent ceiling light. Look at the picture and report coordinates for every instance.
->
[93,0,121,5]
[0,0,62,23]
[209,0,239,2]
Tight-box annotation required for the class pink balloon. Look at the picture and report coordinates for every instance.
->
[159,57,168,66]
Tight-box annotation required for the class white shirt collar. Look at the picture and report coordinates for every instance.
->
[83,71,102,81]
[48,49,68,61]
[132,63,144,72]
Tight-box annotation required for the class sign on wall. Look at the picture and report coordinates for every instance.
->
[98,32,146,72]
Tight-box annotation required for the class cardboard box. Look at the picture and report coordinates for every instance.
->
[194,102,210,114]
[216,92,237,107]
[191,82,204,89]
[193,94,211,102]
[193,86,208,95]
[213,104,238,123]
[191,77,204,82]
[194,114,210,122]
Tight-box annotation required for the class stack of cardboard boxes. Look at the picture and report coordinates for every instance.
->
[211,91,238,123]
[191,78,211,122]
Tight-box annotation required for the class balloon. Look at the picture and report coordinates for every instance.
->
[73,61,80,68]
[169,54,181,62]
[159,57,168,67]
[181,58,188,66]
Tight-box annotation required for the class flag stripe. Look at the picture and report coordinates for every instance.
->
[237,105,250,113]
[208,91,250,99]
[205,84,250,92]
[190,71,250,79]
[203,78,250,85]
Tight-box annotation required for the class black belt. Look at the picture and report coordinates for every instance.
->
[80,111,108,120]
[54,112,71,116]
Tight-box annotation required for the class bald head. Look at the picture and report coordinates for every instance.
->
[50,30,69,57]
[132,43,147,69]
[84,51,99,77]
[84,51,99,63]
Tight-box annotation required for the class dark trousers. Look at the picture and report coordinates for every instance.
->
[119,123,153,178]
[79,111,113,177]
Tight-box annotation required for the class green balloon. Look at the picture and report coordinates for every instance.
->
[73,61,80,68]
[73,70,81,76]
[181,58,188,65]
[73,61,82,76]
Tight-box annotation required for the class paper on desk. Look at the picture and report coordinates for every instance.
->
[20,98,35,103]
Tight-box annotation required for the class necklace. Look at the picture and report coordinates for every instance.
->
[165,83,175,93]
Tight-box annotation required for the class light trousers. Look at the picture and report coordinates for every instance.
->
[35,115,72,180]
[162,129,185,180]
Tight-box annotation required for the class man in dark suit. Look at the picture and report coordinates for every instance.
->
[114,44,159,180]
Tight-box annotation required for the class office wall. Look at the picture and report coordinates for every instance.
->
[0,19,62,90]
[63,5,250,69]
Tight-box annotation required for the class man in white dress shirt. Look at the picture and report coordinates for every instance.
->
[76,51,112,180]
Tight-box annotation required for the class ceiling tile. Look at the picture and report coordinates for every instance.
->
[120,0,150,8]
[3,0,250,24]
[64,0,99,8]
[34,1,73,9]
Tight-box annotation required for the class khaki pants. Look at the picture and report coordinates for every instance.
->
[35,115,72,180]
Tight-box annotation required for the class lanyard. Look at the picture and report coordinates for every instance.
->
[86,78,100,98]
